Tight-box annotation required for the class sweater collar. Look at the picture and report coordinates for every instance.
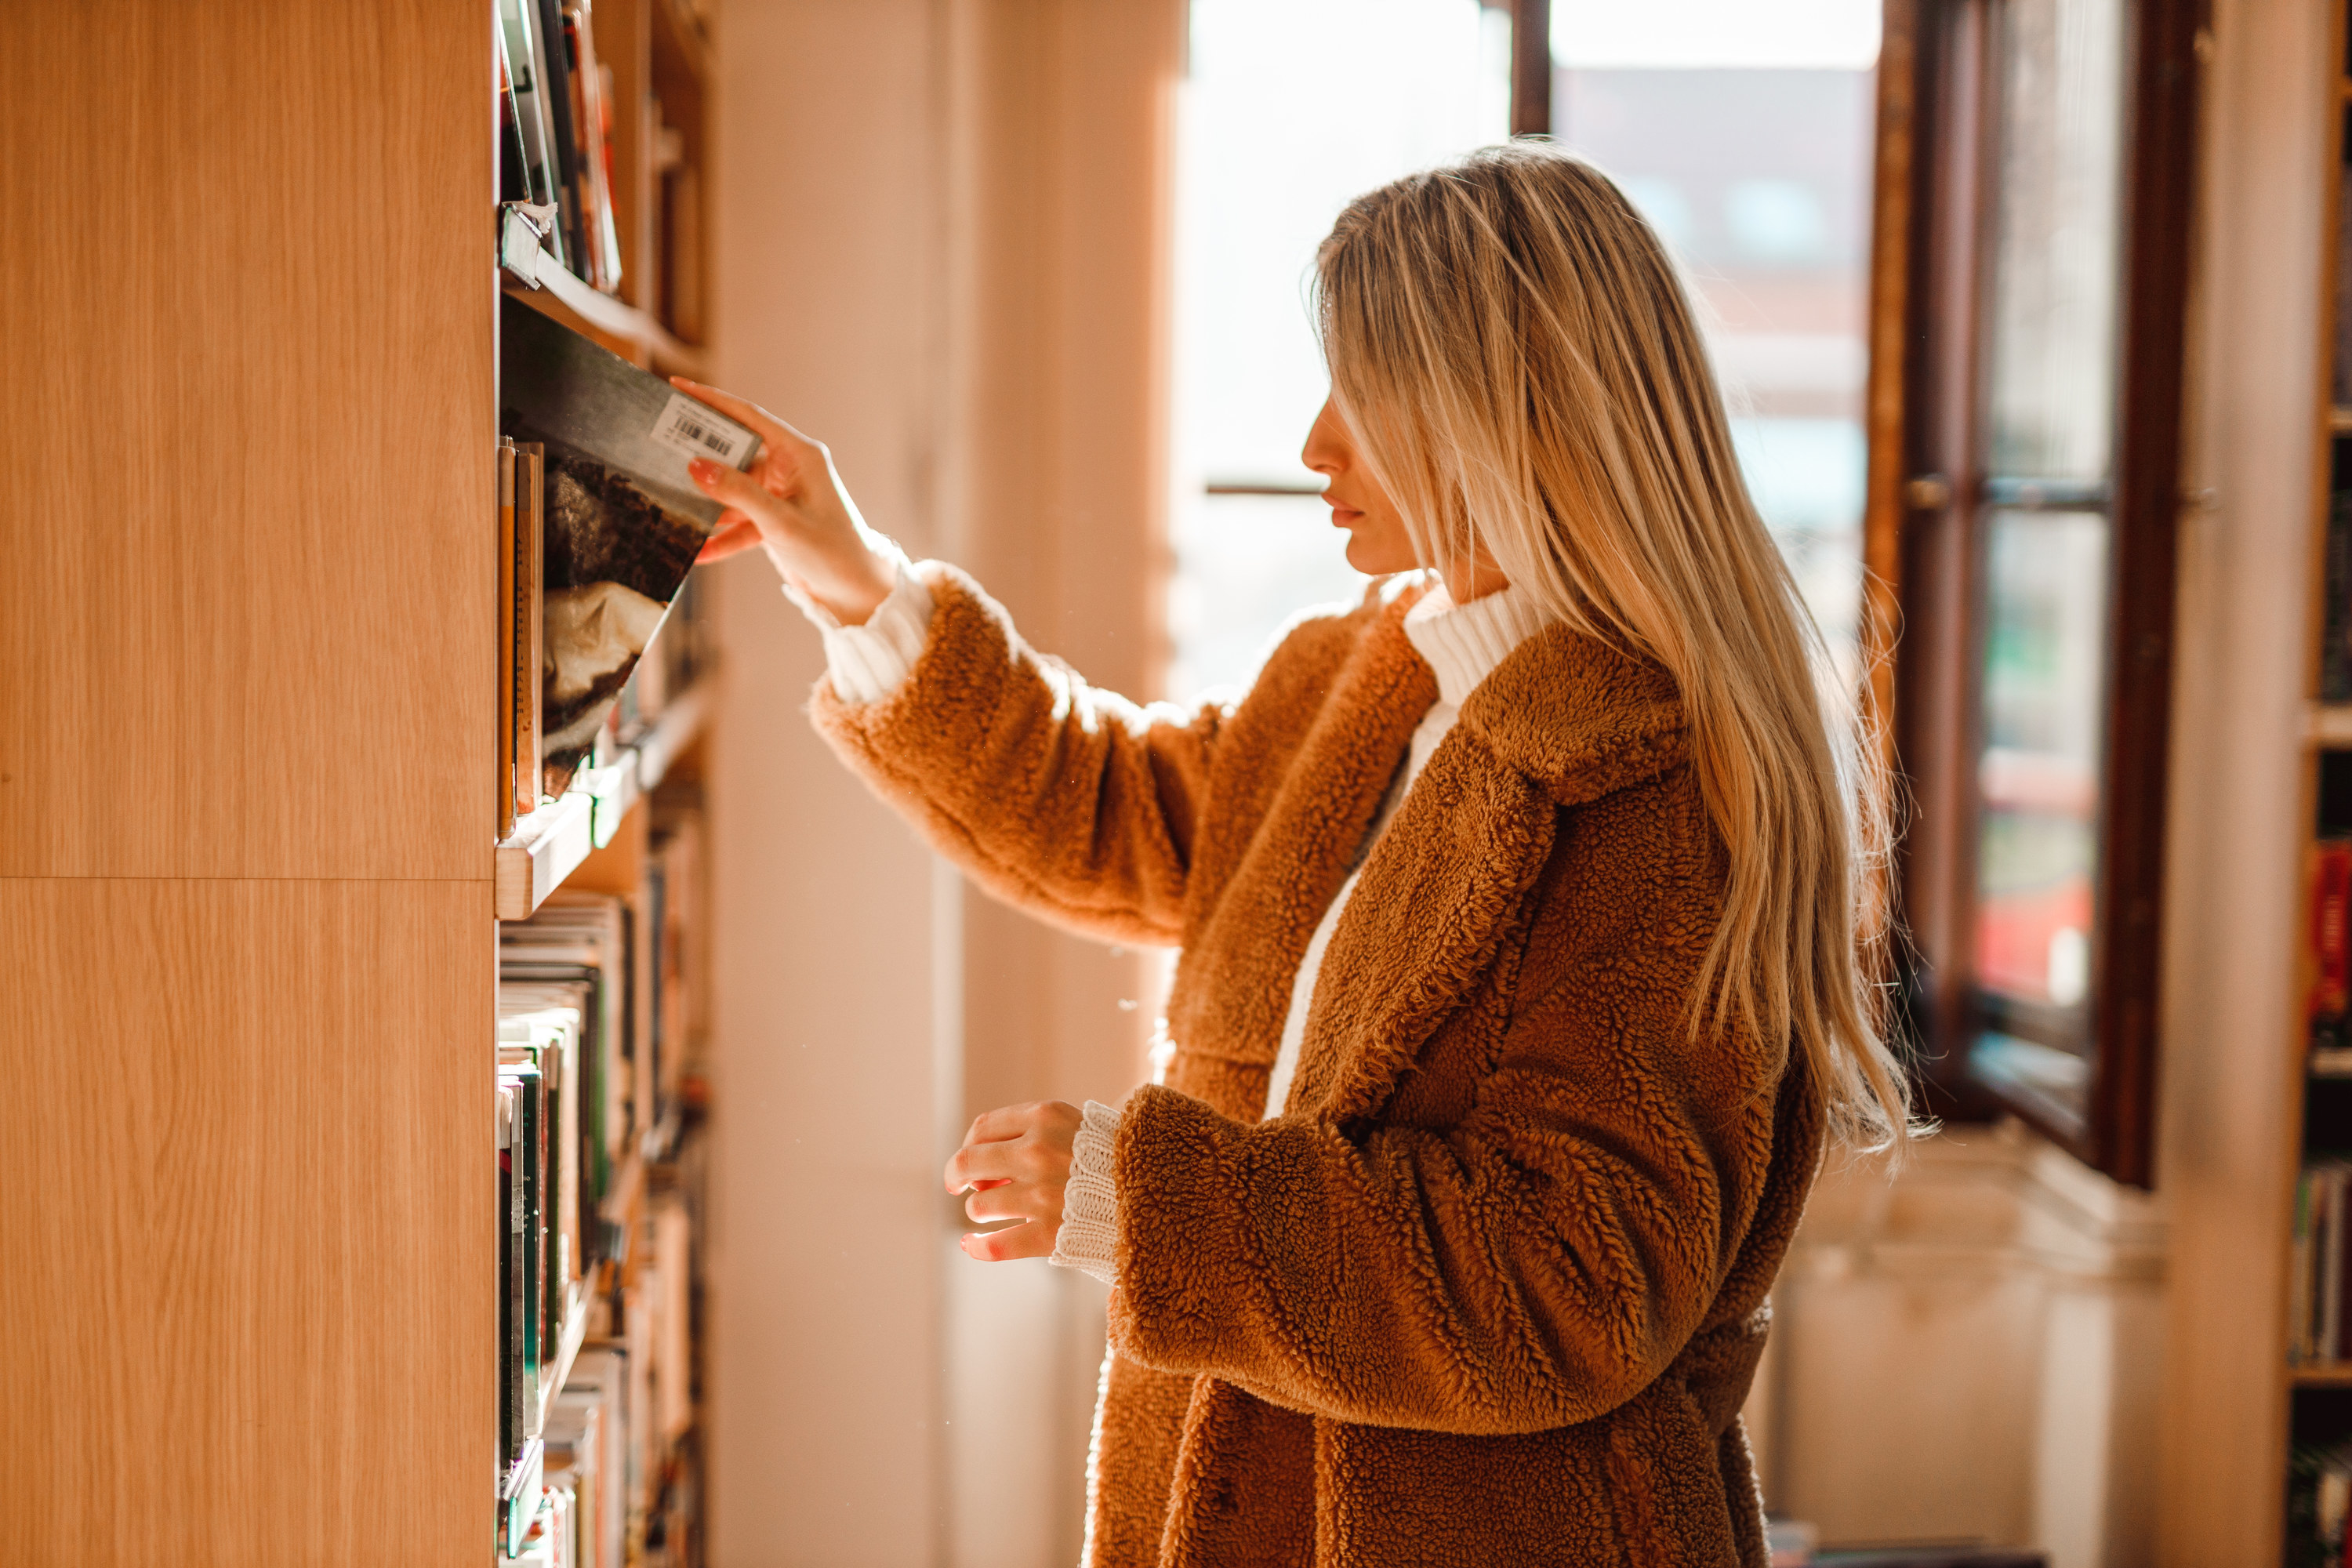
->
[1402,579,1559,707]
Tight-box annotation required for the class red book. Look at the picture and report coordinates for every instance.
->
[2315,841,2352,1019]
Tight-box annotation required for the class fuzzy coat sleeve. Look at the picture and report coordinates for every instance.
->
[808,564,1221,947]
[1104,770,1784,1436]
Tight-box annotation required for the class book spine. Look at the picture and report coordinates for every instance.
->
[498,1087,517,1468]
[503,1083,525,1460]
[518,1064,543,1403]
[2297,1170,2315,1364]
[560,1020,583,1302]
[2327,1167,2345,1364]
[516,444,546,818]
[498,439,518,840]
[2337,1168,2352,1363]
[535,0,590,272]
[2318,841,2352,1020]
[2328,492,2352,702]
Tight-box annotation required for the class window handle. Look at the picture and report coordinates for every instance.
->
[1904,474,1953,511]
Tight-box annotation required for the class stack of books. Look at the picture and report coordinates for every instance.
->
[496,844,711,1563]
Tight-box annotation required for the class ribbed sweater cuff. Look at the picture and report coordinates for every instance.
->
[1049,1099,1123,1287]
[779,542,937,706]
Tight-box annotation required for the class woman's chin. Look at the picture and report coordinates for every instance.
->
[1341,535,1420,578]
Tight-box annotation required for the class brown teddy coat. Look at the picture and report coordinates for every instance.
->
[811,564,1823,1567]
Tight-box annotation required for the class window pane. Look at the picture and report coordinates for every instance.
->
[1973,506,2108,1119]
[1558,65,1878,677]
[1984,0,2125,482]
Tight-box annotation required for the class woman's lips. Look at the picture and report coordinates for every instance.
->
[1329,505,1364,527]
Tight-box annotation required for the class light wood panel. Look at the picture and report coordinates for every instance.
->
[0,0,495,880]
[0,877,492,1566]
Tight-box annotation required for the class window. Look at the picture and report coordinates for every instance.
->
[1169,0,1886,699]
[1882,0,2201,1185]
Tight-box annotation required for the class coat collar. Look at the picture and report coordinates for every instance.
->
[1279,592,1693,1123]
[1393,572,1690,807]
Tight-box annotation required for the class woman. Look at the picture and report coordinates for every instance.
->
[684,144,1909,1567]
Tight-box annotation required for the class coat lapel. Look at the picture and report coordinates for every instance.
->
[1164,594,1436,1083]
[1283,622,1690,1122]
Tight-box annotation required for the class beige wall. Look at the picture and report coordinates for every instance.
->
[705,3,1181,1563]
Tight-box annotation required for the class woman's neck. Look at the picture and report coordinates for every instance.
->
[1438,557,1512,606]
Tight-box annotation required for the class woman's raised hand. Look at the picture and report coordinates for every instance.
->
[671,377,896,625]
[944,1101,1083,1262]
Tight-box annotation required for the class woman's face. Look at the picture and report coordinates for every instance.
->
[1302,397,1419,576]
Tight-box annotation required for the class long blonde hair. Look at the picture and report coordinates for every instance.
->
[1315,143,1910,1151]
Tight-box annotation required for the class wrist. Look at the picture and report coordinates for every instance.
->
[773,542,897,626]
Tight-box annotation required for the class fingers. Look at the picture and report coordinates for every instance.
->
[944,1135,1036,1192]
[667,376,817,452]
[688,459,788,534]
[695,518,764,564]
[964,1178,1058,1226]
[962,1219,1054,1263]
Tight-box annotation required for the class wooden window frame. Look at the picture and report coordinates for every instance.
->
[1864,0,2203,1186]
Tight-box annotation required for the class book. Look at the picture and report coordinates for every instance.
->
[498,0,567,269]
[562,2,625,294]
[499,1085,522,1468]
[2326,492,2352,704]
[514,441,548,818]
[533,0,591,274]
[499,439,519,839]
[499,304,759,797]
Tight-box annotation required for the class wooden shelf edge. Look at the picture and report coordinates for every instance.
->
[503,248,707,377]
[2307,702,2352,747]
[2291,1363,2352,1387]
[496,793,595,920]
[499,679,712,917]
[532,1290,591,1435]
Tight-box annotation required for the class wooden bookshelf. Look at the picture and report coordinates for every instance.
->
[2282,2,2352,1551]
[0,2,724,1562]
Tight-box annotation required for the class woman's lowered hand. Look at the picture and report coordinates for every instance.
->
[944,1101,1083,1262]
[671,377,896,625]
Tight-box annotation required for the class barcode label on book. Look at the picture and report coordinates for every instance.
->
[649,394,755,467]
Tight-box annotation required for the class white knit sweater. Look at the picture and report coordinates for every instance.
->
[789,557,1556,1285]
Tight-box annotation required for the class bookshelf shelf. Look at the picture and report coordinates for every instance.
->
[504,261,707,379]
[2307,703,2352,746]
[2292,1364,2352,1388]
[536,1290,591,1437]
[498,793,597,921]
[496,678,712,918]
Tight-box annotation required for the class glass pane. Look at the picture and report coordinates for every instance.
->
[1558,64,1878,679]
[1973,506,2109,1118]
[1983,0,2125,482]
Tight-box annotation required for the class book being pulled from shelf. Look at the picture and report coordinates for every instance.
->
[500,303,758,803]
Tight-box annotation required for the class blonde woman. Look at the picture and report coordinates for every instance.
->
[684,143,1908,1567]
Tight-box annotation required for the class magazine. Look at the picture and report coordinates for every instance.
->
[499,303,760,797]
